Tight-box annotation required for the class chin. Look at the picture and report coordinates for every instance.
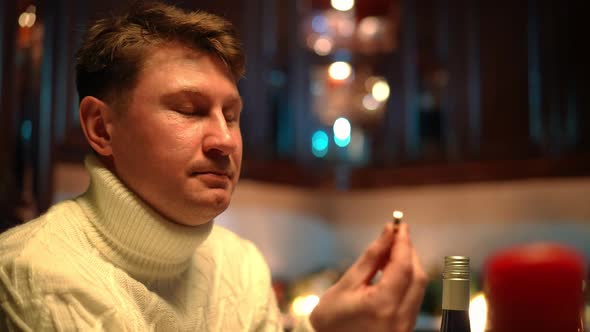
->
[201,189,232,209]
[188,192,231,218]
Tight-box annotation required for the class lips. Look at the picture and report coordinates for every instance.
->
[191,170,231,178]
[190,170,232,188]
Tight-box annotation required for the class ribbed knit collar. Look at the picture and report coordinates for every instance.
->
[76,155,213,280]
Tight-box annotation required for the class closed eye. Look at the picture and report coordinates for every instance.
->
[170,103,209,117]
[223,100,242,124]
[172,105,194,115]
[223,109,240,123]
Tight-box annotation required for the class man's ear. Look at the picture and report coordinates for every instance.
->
[79,96,115,156]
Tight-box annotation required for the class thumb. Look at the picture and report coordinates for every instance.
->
[340,222,395,288]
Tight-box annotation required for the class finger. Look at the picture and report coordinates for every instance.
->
[339,222,395,288]
[377,224,413,301]
[397,247,429,331]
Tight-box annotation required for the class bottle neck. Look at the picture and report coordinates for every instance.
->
[442,278,470,311]
[440,308,471,332]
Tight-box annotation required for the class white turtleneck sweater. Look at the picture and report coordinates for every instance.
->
[0,156,297,331]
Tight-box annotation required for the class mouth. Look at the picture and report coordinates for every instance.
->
[191,170,231,177]
[191,171,232,188]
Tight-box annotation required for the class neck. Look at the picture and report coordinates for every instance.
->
[76,154,213,280]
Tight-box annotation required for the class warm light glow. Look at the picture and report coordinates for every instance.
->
[18,13,28,27]
[18,12,36,28]
[469,292,488,332]
[362,94,379,111]
[328,61,352,81]
[372,79,390,102]
[313,37,333,56]
[291,295,320,316]
[392,210,404,219]
[358,16,379,40]
[331,0,354,11]
[18,5,36,28]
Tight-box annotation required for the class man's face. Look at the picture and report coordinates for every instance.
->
[108,43,243,226]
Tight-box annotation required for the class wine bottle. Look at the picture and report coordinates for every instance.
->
[440,256,471,332]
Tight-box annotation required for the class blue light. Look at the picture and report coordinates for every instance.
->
[312,130,328,150]
[311,15,328,34]
[334,135,351,148]
[20,120,32,141]
[312,147,328,158]
[269,70,286,87]
[311,130,329,158]
[333,49,352,62]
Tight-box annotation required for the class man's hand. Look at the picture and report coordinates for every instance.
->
[309,223,428,332]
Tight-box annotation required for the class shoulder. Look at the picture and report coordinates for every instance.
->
[0,200,114,300]
[0,202,130,330]
[0,200,90,264]
[0,201,75,259]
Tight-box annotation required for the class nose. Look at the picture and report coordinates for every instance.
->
[201,109,238,156]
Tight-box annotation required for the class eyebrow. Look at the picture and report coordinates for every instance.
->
[161,88,243,109]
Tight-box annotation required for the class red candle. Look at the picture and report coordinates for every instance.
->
[484,243,587,332]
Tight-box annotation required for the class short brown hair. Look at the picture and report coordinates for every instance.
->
[75,1,245,105]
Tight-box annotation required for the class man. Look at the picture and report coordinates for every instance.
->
[0,2,427,331]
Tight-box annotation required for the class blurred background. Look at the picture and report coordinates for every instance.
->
[1,0,589,330]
